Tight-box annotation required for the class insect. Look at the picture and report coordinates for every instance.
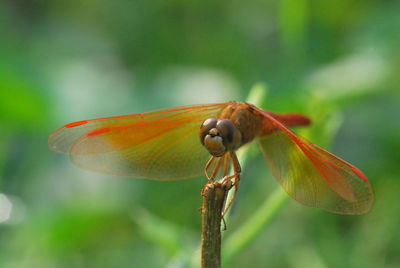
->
[49,101,374,214]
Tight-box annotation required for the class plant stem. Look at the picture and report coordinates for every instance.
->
[201,181,232,268]
[224,83,268,219]
[222,188,289,266]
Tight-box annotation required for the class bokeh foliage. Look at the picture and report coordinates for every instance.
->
[0,0,399,267]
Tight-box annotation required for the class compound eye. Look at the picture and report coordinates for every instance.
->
[199,118,218,145]
[216,119,242,150]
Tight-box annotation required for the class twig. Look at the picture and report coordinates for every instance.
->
[201,181,232,268]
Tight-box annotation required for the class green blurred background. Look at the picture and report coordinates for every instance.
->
[1,0,399,267]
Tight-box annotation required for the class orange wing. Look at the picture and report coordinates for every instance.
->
[49,103,228,180]
[256,108,374,214]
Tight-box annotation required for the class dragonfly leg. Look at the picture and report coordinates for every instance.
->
[221,151,241,217]
[202,156,223,195]
[204,156,223,183]
[211,157,223,181]
[204,156,215,183]
[222,153,231,178]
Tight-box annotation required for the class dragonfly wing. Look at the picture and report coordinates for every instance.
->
[257,110,373,214]
[49,103,227,180]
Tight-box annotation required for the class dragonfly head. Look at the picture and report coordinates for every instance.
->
[200,118,242,157]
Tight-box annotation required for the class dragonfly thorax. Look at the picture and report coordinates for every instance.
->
[199,118,242,157]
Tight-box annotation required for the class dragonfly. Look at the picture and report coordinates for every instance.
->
[48,101,374,215]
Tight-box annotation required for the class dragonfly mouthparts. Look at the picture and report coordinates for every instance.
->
[209,128,220,137]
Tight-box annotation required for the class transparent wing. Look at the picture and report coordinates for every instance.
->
[257,109,373,214]
[49,103,228,180]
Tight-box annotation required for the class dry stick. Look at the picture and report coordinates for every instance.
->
[201,181,232,268]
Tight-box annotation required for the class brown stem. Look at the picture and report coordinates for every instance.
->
[201,181,232,268]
